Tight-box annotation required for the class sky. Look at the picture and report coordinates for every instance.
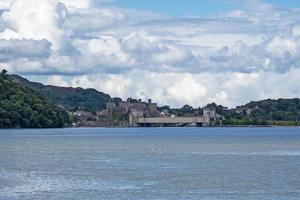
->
[1,0,300,108]
[114,0,300,16]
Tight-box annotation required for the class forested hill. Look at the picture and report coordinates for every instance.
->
[0,71,70,128]
[216,98,300,126]
[9,75,119,112]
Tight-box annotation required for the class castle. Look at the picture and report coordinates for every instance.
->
[106,98,159,123]
[106,98,221,127]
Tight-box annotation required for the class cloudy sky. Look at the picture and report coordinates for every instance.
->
[1,0,300,108]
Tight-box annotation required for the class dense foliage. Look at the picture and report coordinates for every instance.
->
[0,71,70,128]
[10,75,113,112]
[159,100,300,126]
[217,99,300,126]
[158,105,202,117]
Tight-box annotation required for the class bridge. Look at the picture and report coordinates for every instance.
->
[136,116,211,127]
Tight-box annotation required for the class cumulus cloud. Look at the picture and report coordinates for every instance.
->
[0,0,66,49]
[0,0,14,10]
[59,0,91,9]
[0,39,51,61]
[64,8,126,34]
[45,67,300,108]
[1,0,300,107]
[46,75,69,86]
[266,36,297,59]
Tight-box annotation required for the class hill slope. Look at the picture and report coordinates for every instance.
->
[216,98,300,125]
[0,72,70,128]
[9,75,115,112]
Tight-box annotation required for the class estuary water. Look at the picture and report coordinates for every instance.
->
[0,127,300,200]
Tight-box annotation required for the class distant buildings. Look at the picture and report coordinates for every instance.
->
[106,99,223,127]
[203,105,224,126]
[69,98,224,127]
[106,98,159,125]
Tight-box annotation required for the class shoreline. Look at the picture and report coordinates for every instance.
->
[2,125,300,129]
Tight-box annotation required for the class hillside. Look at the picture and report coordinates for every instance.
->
[0,71,70,128]
[9,75,117,112]
[216,99,300,126]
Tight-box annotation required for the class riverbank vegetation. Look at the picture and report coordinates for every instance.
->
[0,70,70,128]
[218,99,300,126]
[9,74,118,112]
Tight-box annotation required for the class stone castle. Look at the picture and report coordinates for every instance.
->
[106,98,221,127]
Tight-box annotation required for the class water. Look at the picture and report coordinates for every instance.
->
[0,127,300,200]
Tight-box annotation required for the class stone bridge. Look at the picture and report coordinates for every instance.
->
[136,116,211,127]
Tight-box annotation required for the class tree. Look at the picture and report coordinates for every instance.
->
[0,74,70,128]
[0,69,7,77]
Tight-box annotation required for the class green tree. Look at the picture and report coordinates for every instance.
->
[0,71,70,128]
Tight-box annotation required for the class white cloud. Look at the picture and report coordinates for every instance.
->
[292,25,300,37]
[70,74,131,98]
[152,45,190,64]
[0,39,50,61]
[0,0,14,10]
[46,75,69,86]
[1,0,300,107]
[73,37,135,68]
[166,74,207,106]
[59,0,91,9]
[122,32,162,53]
[266,36,297,59]
[0,0,66,49]
[8,59,45,74]
[64,7,126,34]
[49,67,300,108]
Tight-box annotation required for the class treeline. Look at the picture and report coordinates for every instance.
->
[9,75,116,112]
[158,104,202,117]
[0,70,70,128]
[159,100,300,126]
[217,99,300,126]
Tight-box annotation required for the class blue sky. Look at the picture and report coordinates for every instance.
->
[113,0,300,16]
[115,0,237,16]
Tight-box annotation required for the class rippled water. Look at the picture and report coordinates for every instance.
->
[0,127,300,200]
